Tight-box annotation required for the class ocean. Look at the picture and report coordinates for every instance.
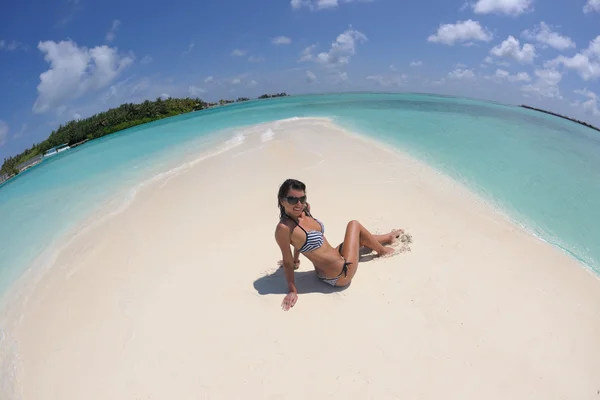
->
[1,92,599,296]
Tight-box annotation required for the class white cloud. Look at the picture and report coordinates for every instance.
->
[291,0,373,11]
[486,68,531,82]
[427,20,492,46]
[521,22,575,51]
[182,42,194,56]
[298,45,317,62]
[73,112,82,120]
[0,40,26,51]
[410,61,423,67]
[140,55,153,64]
[335,71,349,82]
[584,0,600,13]
[231,49,247,57]
[489,36,536,64]
[248,56,264,62]
[188,85,206,96]
[32,39,134,114]
[366,74,408,87]
[306,70,317,83]
[521,68,562,99]
[204,76,214,83]
[105,19,121,42]
[272,36,292,45]
[472,0,533,16]
[231,78,241,85]
[248,79,258,87]
[546,54,600,81]
[545,36,600,81]
[448,68,475,80]
[159,93,170,100]
[573,88,600,115]
[13,123,27,139]
[0,121,8,147]
[299,28,367,68]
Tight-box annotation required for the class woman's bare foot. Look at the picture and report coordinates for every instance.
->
[377,246,396,257]
[384,229,404,245]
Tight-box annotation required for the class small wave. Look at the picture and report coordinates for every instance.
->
[0,128,250,335]
[261,128,275,142]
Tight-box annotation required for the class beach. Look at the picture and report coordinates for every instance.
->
[2,117,600,399]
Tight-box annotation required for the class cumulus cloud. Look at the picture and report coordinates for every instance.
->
[448,68,476,80]
[140,55,153,64]
[486,68,531,82]
[427,20,492,46]
[204,76,214,83]
[291,0,373,11]
[32,39,134,114]
[489,36,536,64]
[545,35,600,81]
[272,36,292,45]
[335,71,349,83]
[0,40,26,51]
[410,61,423,67]
[366,74,408,87]
[188,85,206,96]
[521,22,575,51]
[248,56,264,62]
[573,88,600,115]
[472,0,533,16]
[0,121,8,147]
[299,28,367,68]
[105,20,121,42]
[182,42,194,56]
[306,70,317,83]
[231,49,247,57]
[521,68,562,99]
[584,0,600,13]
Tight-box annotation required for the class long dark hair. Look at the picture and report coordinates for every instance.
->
[277,178,306,219]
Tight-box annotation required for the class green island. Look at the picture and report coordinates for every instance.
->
[0,93,288,182]
[519,105,600,132]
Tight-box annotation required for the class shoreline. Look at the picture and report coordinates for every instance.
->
[1,116,599,318]
[2,117,600,399]
[2,116,598,308]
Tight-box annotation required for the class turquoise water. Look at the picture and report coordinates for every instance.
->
[1,93,600,295]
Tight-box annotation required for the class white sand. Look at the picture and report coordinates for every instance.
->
[1,117,600,399]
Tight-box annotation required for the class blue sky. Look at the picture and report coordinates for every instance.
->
[1,0,600,159]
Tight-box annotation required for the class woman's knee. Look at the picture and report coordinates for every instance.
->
[347,220,360,229]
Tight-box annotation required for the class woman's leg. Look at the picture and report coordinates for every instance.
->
[336,220,395,286]
[372,229,404,245]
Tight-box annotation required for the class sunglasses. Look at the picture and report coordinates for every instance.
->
[285,196,307,205]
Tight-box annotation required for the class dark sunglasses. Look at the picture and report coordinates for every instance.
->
[285,195,307,205]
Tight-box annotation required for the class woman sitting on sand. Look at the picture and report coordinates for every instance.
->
[275,178,402,311]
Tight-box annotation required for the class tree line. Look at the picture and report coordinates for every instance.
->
[1,93,289,177]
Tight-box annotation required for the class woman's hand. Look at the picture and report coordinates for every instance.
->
[278,259,300,270]
[281,292,298,311]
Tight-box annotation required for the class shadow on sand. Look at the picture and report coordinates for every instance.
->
[253,248,377,295]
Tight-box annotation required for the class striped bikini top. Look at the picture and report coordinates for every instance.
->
[286,213,325,253]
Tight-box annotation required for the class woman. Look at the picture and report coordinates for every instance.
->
[274,178,402,311]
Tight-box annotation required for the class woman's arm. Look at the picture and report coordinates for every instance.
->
[293,247,300,267]
[275,224,298,294]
